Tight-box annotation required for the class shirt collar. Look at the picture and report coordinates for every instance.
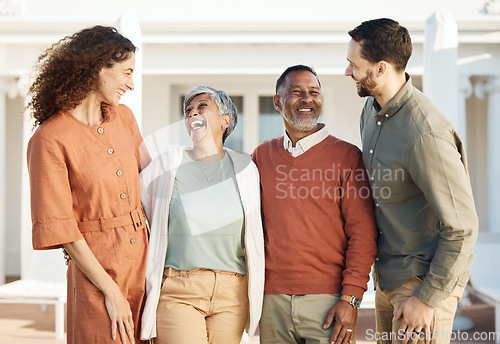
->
[283,123,329,156]
[373,73,413,121]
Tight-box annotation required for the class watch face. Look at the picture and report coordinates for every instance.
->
[352,297,362,308]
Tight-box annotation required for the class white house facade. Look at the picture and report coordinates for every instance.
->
[0,0,499,282]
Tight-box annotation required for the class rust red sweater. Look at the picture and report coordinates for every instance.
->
[252,135,377,298]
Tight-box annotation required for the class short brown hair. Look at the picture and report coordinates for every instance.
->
[348,18,412,72]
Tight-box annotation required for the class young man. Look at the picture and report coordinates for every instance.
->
[345,18,478,344]
[252,64,377,344]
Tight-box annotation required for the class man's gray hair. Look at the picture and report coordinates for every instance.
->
[183,85,238,143]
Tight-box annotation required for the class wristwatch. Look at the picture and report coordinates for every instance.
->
[340,295,362,308]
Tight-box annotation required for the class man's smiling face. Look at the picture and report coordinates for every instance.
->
[274,70,322,133]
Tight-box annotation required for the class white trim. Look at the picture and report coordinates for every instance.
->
[2,30,500,45]
[0,84,5,284]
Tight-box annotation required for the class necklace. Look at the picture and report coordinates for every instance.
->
[190,151,224,182]
[194,160,212,181]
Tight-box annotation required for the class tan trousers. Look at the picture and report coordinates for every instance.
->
[259,294,347,344]
[375,277,464,344]
[155,267,249,344]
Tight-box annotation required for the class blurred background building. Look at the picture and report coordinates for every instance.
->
[0,0,499,284]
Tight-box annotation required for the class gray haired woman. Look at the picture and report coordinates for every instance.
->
[139,86,265,344]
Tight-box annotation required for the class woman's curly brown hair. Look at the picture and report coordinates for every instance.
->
[27,25,136,127]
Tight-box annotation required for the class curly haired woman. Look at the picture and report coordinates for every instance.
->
[26,25,148,344]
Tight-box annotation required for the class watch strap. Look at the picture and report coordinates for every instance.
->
[340,294,362,308]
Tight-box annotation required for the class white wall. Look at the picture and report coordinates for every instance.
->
[5,95,23,275]
[467,82,488,234]
[1,3,498,277]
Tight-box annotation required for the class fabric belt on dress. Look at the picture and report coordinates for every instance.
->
[78,205,146,233]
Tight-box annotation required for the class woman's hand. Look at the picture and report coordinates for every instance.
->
[103,285,135,344]
[63,240,135,343]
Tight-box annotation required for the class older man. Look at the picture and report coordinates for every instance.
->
[252,64,378,344]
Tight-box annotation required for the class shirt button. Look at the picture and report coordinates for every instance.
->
[385,114,389,118]
[107,148,114,155]
[369,149,373,154]
[120,192,127,199]
[377,121,382,125]
[375,257,380,261]
[116,170,123,176]
[97,127,104,134]
[375,203,379,207]
[130,238,136,245]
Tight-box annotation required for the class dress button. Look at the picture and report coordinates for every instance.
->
[116,170,123,176]
[385,114,389,118]
[97,127,104,134]
[369,149,373,153]
[120,192,127,199]
[107,148,114,155]
[377,121,382,125]
[130,238,136,245]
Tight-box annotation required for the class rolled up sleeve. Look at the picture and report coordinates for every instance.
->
[27,133,83,250]
[409,130,478,307]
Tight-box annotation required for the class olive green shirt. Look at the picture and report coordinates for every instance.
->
[360,74,478,308]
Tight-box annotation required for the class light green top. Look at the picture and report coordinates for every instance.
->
[165,150,246,274]
[360,74,478,308]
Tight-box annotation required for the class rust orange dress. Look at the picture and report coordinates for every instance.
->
[27,104,148,344]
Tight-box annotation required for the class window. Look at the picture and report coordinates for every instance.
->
[259,96,283,143]
[224,96,243,152]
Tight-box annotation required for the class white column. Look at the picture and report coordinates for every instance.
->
[476,77,500,233]
[116,12,143,129]
[0,81,7,284]
[453,74,474,333]
[18,76,34,278]
[243,92,259,154]
[0,77,18,283]
[20,104,34,278]
[423,12,464,139]
[458,75,472,151]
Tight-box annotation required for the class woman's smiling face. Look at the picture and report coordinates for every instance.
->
[184,94,228,145]
[96,53,135,107]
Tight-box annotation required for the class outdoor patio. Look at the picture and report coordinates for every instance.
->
[0,298,496,344]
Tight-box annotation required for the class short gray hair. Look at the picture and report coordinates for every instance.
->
[183,85,238,143]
